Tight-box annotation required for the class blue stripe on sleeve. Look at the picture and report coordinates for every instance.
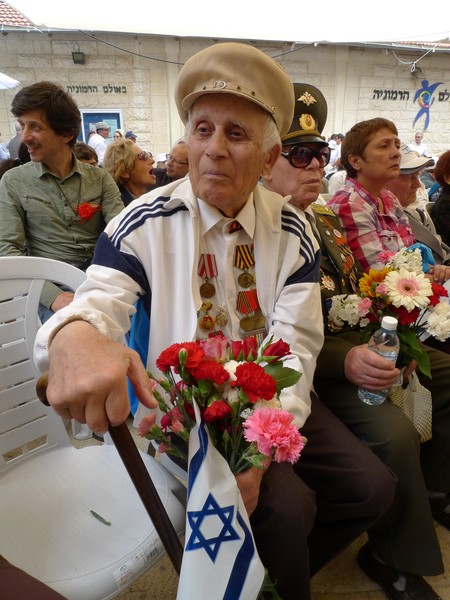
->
[281,209,316,263]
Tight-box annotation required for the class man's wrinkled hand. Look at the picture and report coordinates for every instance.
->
[235,465,267,516]
[46,320,157,434]
[344,344,401,390]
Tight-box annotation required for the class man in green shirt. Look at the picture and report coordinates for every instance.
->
[0,81,124,320]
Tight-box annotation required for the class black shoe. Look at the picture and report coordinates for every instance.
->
[357,542,442,600]
[429,494,450,530]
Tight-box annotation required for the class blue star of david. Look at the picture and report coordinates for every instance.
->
[185,492,241,562]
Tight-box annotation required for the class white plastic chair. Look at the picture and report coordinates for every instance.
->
[0,256,186,599]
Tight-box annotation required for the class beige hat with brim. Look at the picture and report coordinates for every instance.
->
[400,145,434,174]
[175,42,294,137]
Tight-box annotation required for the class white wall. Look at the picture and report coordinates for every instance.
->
[1,31,449,156]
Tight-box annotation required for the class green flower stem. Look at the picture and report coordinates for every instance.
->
[257,570,283,599]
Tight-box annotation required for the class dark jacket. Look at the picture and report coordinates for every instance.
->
[429,184,450,247]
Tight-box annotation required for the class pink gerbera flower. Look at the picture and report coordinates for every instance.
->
[384,268,431,311]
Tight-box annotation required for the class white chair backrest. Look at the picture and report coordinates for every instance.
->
[0,257,86,472]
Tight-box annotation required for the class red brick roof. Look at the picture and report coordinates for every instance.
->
[0,1,34,28]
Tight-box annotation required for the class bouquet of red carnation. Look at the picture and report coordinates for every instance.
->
[138,334,306,474]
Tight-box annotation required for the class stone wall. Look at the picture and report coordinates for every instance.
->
[0,31,449,156]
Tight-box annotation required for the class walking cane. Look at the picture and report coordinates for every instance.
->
[36,374,184,575]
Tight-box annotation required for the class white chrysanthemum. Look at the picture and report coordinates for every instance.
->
[328,294,366,328]
[427,302,450,341]
[387,248,423,273]
[384,268,431,311]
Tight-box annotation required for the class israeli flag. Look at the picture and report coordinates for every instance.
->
[177,402,265,600]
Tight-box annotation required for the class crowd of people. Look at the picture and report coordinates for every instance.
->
[2,42,450,600]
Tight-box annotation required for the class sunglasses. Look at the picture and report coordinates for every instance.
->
[136,151,153,161]
[281,145,331,169]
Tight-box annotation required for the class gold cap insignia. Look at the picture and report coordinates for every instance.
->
[297,91,317,107]
[299,113,316,131]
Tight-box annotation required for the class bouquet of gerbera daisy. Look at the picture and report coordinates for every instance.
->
[138,334,305,473]
[327,247,450,378]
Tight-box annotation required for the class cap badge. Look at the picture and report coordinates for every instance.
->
[299,113,316,131]
[212,80,227,90]
[297,91,317,107]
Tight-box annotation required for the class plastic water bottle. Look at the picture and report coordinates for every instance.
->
[358,316,400,406]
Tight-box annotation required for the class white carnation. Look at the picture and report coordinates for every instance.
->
[223,360,240,380]
[426,302,450,342]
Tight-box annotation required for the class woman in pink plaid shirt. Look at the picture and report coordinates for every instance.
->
[327,118,415,271]
[328,118,450,291]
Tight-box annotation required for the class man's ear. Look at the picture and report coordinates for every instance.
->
[62,132,76,146]
[261,144,281,179]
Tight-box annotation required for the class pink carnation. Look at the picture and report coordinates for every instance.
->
[171,420,185,434]
[161,406,185,429]
[378,250,395,265]
[138,413,156,437]
[376,282,388,295]
[358,297,372,315]
[243,408,305,464]
[158,442,169,454]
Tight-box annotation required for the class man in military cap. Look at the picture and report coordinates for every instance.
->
[35,46,395,598]
[263,82,448,600]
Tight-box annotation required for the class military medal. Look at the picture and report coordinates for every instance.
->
[240,315,255,332]
[238,271,254,288]
[237,289,259,315]
[198,314,216,331]
[234,244,255,288]
[198,253,218,299]
[215,306,228,327]
[199,281,215,298]
[253,311,266,330]
[237,289,260,333]
[198,300,216,332]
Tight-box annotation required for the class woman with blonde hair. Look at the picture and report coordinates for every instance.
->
[103,138,155,206]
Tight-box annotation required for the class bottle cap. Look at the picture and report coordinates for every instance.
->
[381,316,398,331]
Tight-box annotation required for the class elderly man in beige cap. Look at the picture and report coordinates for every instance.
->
[34,43,395,599]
